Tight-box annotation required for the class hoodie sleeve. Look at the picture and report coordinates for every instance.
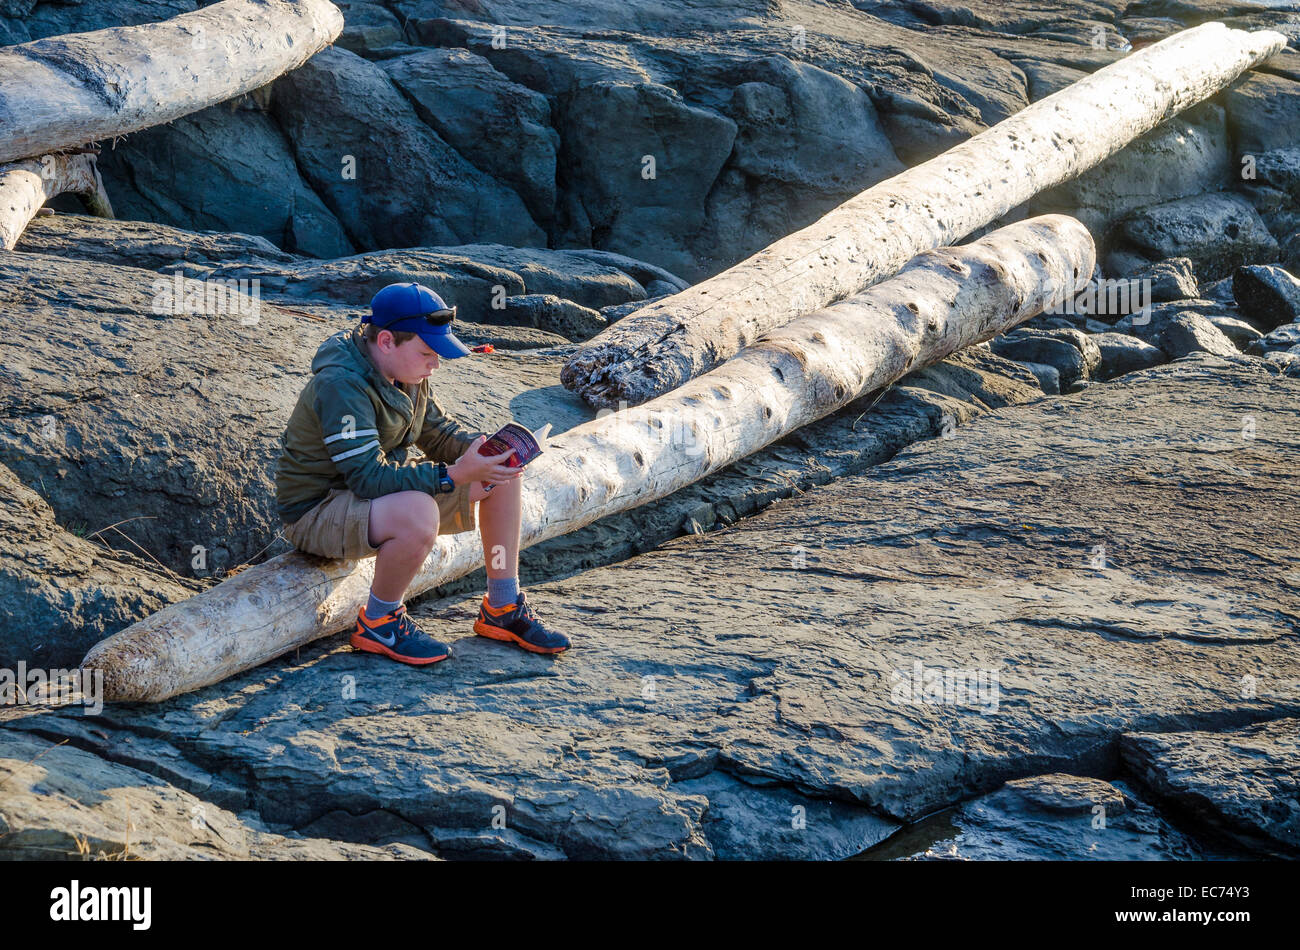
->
[417,389,482,464]
[313,373,442,499]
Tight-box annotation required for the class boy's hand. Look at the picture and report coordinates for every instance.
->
[448,435,523,486]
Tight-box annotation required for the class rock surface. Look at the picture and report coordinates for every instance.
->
[1121,718,1300,854]
[7,354,1297,859]
[870,774,1203,860]
[0,727,433,859]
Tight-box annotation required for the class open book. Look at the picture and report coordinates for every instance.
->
[475,422,551,491]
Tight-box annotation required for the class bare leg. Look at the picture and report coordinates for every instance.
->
[367,490,439,603]
[470,474,522,581]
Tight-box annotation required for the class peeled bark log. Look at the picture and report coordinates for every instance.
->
[83,215,1094,702]
[561,22,1286,409]
[0,153,113,250]
[0,0,344,166]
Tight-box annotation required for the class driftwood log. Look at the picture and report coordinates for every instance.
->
[560,22,1286,409]
[0,153,114,250]
[0,0,344,167]
[83,215,1095,702]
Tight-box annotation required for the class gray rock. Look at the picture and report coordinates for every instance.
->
[1261,350,1300,377]
[1121,718,1300,854]
[1030,103,1230,236]
[270,46,545,250]
[382,48,561,228]
[499,294,606,341]
[1128,257,1199,303]
[989,329,1095,388]
[0,462,199,670]
[559,79,738,281]
[599,294,672,325]
[1248,322,1300,354]
[2,0,193,43]
[1206,314,1264,347]
[884,775,1201,861]
[1224,71,1300,158]
[96,101,355,260]
[1091,332,1167,380]
[15,213,298,272]
[1110,192,1280,282]
[10,354,1299,857]
[210,244,650,321]
[680,770,897,860]
[1233,264,1300,328]
[1014,360,1061,394]
[1199,276,1236,303]
[335,1,406,56]
[1142,312,1242,360]
[1283,230,1300,277]
[0,727,433,860]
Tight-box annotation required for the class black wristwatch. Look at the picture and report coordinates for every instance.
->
[435,462,455,494]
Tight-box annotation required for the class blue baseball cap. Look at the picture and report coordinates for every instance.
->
[365,282,471,359]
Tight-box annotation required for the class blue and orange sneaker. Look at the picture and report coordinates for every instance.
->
[350,604,450,665]
[474,591,570,654]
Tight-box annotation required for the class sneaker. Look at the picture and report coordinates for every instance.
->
[474,591,570,654]
[350,605,450,665]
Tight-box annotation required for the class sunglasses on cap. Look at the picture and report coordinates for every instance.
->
[371,306,457,331]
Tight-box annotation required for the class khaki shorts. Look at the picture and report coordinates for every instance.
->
[282,485,476,560]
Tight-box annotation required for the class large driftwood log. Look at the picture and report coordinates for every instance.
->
[83,215,1094,702]
[0,153,114,250]
[560,22,1286,409]
[0,0,343,166]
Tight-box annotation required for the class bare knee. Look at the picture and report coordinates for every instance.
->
[372,490,439,548]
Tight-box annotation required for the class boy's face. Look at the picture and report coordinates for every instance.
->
[373,330,440,384]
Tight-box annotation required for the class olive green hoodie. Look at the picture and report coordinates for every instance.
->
[274,326,481,524]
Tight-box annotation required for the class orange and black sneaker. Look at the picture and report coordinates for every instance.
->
[474,591,570,654]
[350,604,450,665]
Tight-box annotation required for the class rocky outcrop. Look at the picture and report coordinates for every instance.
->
[877,775,1203,860]
[269,45,546,250]
[6,353,1297,859]
[0,724,433,859]
[1121,718,1300,854]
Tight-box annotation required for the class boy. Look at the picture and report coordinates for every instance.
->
[274,281,570,664]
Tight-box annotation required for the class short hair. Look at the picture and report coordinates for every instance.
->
[363,323,418,346]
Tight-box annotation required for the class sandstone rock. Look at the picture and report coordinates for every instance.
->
[209,244,651,321]
[989,330,1094,388]
[1249,322,1300,354]
[0,0,193,44]
[1014,360,1061,394]
[1119,310,1242,360]
[0,462,198,669]
[15,213,298,272]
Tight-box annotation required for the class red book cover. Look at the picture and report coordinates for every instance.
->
[475,422,544,490]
